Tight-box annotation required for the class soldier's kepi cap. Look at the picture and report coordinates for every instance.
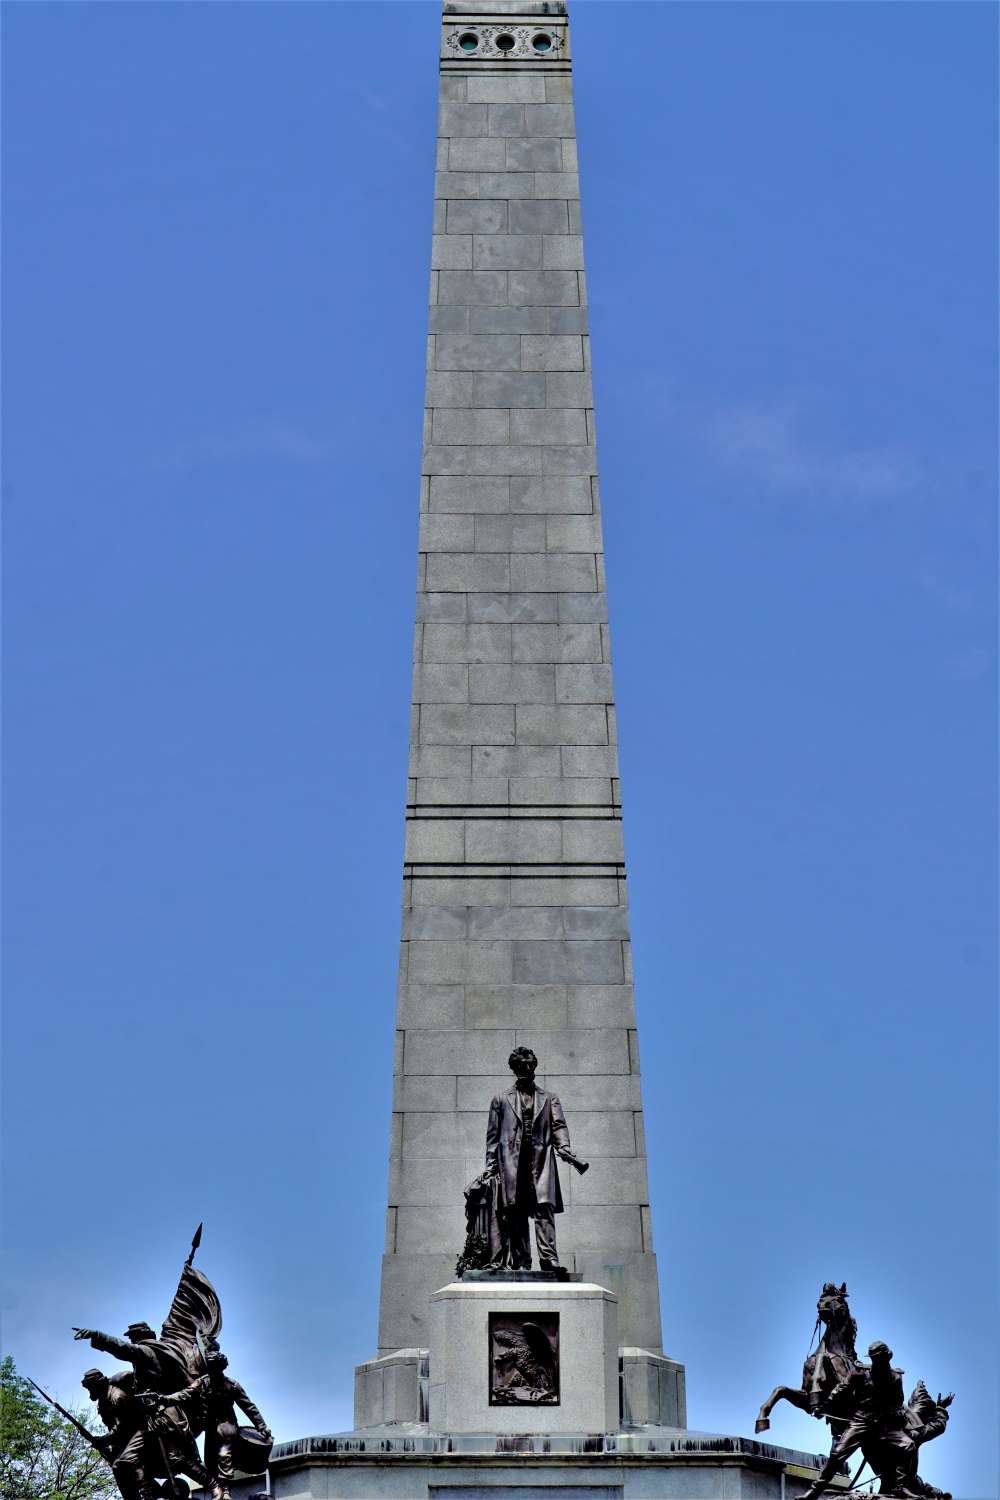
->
[125,1321,157,1340]
[868,1340,893,1358]
[81,1369,106,1386]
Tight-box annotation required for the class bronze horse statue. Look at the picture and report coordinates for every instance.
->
[756,1282,859,1434]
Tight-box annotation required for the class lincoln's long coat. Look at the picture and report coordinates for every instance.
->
[485,1088,570,1213]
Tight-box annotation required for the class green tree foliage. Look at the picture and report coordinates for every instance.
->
[0,1356,116,1500]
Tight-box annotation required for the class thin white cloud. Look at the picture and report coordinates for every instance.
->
[173,421,332,467]
[703,400,920,501]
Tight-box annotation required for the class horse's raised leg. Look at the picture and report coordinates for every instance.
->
[755,1385,811,1434]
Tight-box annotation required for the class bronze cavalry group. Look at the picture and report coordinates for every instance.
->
[758,1282,954,1499]
[32,1228,271,1500]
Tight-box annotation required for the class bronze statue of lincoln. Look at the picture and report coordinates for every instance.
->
[484,1046,588,1273]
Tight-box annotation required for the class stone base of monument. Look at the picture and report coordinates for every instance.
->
[266,1279,844,1500]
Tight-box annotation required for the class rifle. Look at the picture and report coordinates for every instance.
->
[26,1378,108,1457]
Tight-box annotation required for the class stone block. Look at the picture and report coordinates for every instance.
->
[543,1072,642,1109]
[474,234,543,271]
[511,408,588,444]
[467,907,563,939]
[376,1251,457,1354]
[425,371,474,408]
[510,269,580,306]
[470,661,556,704]
[465,819,562,862]
[470,305,549,334]
[428,475,509,512]
[511,622,602,663]
[408,745,472,778]
[419,514,476,553]
[516,704,608,745]
[407,940,514,985]
[558,1205,643,1253]
[456,1074,517,1110]
[545,76,575,103]
[465,983,568,1028]
[415,592,468,623]
[435,333,520,371]
[402,907,468,939]
[437,269,508,306]
[510,473,592,512]
[547,514,601,551]
[572,1159,651,1208]
[438,102,487,137]
[509,198,569,234]
[403,1031,517,1077]
[521,334,584,370]
[425,553,510,591]
[523,103,575,136]
[404,821,465,863]
[446,199,508,234]
[477,171,536,198]
[474,515,545,553]
[509,775,611,805]
[414,776,508,806]
[506,137,563,172]
[427,306,470,333]
[432,408,510,445]
[419,705,515,745]
[543,233,585,270]
[431,234,473,270]
[466,76,546,104]
[472,744,560,777]
[400,1108,486,1157]
[512,1028,631,1074]
[542,443,598,475]
[395,1204,466,1253]
[470,370,544,408]
[556,664,614,703]
[435,170,479,198]
[562,137,579,173]
[428,1281,618,1435]
[533,172,581,199]
[620,1348,687,1429]
[448,136,509,174]
[561,907,630,939]
[388,1155,473,1204]
[510,877,620,906]
[511,938,625,985]
[470,660,555,704]
[411,877,510,908]
[562,820,625,862]
[549,304,589,334]
[422,624,511,663]
[510,553,597,592]
[558,591,608,622]
[468,591,558,624]
[396,984,465,1029]
[487,102,525,137]
[439,78,467,103]
[412,664,471,706]
[424,444,543,476]
[546,370,594,407]
[354,1348,426,1430]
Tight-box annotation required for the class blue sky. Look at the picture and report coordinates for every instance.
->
[3,3,996,1497]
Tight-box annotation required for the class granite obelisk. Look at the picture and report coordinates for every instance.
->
[378,1,663,1358]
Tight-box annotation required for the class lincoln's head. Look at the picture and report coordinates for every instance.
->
[509,1047,538,1086]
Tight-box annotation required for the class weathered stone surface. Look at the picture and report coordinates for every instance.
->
[378,0,664,1367]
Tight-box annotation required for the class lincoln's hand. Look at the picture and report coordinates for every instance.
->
[73,1328,94,1341]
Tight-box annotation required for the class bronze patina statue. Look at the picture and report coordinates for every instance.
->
[49,1227,272,1500]
[154,1347,272,1500]
[457,1047,589,1276]
[759,1284,954,1500]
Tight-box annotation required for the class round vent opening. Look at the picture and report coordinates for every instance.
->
[458,32,479,52]
[532,33,552,53]
[495,33,516,52]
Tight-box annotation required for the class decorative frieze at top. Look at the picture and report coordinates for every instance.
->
[441,22,568,64]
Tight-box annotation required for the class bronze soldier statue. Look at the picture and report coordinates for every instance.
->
[156,1347,271,1500]
[799,1341,952,1500]
[79,1364,209,1500]
[484,1046,588,1274]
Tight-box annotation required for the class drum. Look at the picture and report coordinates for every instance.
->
[233,1426,273,1475]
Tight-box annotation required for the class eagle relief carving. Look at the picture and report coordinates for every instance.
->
[489,1312,559,1405]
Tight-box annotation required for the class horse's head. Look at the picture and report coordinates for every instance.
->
[817,1282,858,1358]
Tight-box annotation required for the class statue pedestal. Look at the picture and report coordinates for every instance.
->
[428,1279,619,1434]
